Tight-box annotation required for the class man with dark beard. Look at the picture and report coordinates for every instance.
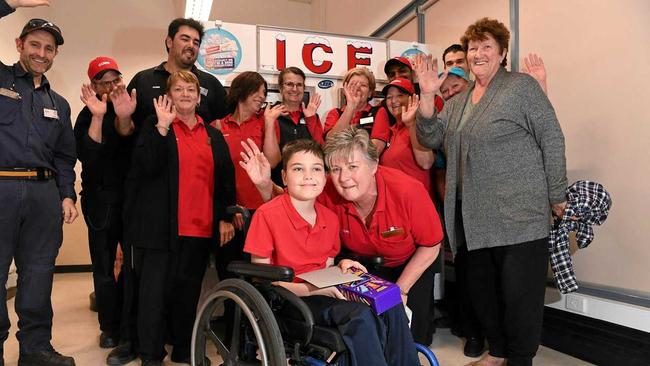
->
[115,18,227,137]
[107,18,227,366]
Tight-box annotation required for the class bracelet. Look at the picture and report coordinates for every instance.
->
[155,123,170,131]
[400,288,408,296]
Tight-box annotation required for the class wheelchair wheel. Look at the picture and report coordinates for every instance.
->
[415,342,440,366]
[191,278,286,366]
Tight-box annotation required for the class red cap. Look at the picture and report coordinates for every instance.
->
[384,56,413,75]
[382,77,415,96]
[87,56,121,80]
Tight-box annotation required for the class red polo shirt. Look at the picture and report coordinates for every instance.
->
[244,193,341,278]
[324,104,391,142]
[215,113,269,209]
[173,116,214,238]
[318,166,442,267]
[380,122,431,192]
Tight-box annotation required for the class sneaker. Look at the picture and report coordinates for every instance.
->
[18,350,75,366]
[106,342,137,365]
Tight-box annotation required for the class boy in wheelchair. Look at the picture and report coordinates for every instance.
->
[243,139,420,366]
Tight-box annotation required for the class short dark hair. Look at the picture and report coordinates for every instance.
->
[166,18,204,52]
[278,66,306,87]
[226,71,268,110]
[282,139,324,170]
[442,44,465,63]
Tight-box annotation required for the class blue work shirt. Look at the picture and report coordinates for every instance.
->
[0,3,76,201]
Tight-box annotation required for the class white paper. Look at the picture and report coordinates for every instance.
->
[297,266,360,288]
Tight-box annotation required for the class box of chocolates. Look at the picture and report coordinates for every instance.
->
[336,268,402,314]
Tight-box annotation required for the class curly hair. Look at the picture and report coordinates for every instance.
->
[461,17,510,67]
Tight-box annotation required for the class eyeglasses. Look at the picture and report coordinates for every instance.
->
[93,77,122,89]
[283,82,304,89]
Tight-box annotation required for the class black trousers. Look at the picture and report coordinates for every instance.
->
[118,240,137,346]
[302,295,419,366]
[453,204,482,340]
[453,243,483,339]
[460,207,549,366]
[82,198,123,335]
[0,180,62,353]
[134,237,211,361]
[372,258,436,345]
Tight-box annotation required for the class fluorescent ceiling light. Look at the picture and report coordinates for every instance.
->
[185,0,213,21]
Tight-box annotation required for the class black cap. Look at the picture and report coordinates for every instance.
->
[20,18,64,46]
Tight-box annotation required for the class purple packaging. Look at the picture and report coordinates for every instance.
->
[336,268,402,314]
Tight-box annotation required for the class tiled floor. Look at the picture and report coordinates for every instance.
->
[3,273,592,365]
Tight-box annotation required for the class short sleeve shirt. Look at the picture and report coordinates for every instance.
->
[173,116,214,238]
[324,104,390,142]
[318,166,443,267]
[244,193,341,277]
[215,113,266,209]
[380,122,431,191]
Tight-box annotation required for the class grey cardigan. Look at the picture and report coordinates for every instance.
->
[416,67,567,254]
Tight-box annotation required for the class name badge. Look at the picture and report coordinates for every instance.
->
[44,108,59,119]
[0,87,21,100]
[359,116,374,125]
[381,226,405,238]
[299,117,306,125]
[200,87,208,96]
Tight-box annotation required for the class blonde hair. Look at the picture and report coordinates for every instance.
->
[323,127,378,168]
[166,70,200,95]
[343,67,376,100]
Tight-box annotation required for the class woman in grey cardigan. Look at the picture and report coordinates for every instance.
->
[415,18,567,366]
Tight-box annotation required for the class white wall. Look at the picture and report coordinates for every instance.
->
[394,0,650,294]
[519,0,650,293]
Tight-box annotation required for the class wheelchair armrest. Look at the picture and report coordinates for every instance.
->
[227,261,295,282]
[226,205,251,220]
[226,205,252,236]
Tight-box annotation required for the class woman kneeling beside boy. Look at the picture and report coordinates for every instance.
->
[243,139,419,366]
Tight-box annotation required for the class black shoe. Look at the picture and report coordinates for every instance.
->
[99,332,119,348]
[18,350,75,366]
[171,354,212,366]
[141,360,162,366]
[106,342,137,366]
[463,337,485,358]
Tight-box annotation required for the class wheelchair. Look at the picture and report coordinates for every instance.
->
[190,208,440,366]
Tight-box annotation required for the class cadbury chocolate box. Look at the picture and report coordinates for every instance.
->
[336,268,402,314]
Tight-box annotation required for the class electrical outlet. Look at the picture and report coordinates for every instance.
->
[566,294,587,313]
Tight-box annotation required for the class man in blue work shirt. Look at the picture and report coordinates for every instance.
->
[0,0,77,365]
